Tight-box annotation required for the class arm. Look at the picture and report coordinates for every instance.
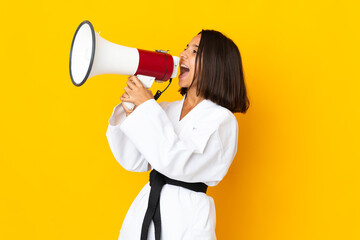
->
[106,103,151,172]
[120,99,238,186]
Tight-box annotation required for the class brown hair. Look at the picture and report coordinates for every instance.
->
[179,30,250,113]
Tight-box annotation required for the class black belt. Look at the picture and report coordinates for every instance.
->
[140,169,208,240]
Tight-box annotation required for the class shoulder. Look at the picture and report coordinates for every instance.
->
[202,101,239,150]
[201,100,237,125]
[189,99,238,138]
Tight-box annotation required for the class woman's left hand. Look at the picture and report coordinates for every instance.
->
[121,76,154,107]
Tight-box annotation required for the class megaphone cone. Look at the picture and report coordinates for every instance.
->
[69,20,179,109]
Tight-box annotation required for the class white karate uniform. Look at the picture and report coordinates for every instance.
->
[106,95,238,240]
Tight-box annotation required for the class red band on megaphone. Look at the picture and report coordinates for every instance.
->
[135,49,174,81]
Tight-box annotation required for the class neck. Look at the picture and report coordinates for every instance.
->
[184,87,204,108]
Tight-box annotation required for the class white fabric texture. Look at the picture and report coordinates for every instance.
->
[106,96,238,240]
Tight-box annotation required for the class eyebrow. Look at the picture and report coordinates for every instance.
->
[186,44,199,48]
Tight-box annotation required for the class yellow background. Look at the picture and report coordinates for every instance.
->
[1,0,359,239]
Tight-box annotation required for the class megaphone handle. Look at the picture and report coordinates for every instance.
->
[123,75,156,110]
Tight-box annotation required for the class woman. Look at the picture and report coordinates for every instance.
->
[106,30,249,240]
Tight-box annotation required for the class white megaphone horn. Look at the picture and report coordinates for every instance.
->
[69,20,180,110]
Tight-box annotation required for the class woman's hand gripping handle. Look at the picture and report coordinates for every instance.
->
[121,75,155,115]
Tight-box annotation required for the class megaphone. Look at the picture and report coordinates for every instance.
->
[69,20,179,110]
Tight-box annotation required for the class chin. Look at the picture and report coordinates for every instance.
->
[178,76,193,88]
[178,82,190,89]
[178,78,187,88]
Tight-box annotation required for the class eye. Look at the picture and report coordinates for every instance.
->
[192,50,197,54]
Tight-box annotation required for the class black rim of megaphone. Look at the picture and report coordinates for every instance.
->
[69,20,96,87]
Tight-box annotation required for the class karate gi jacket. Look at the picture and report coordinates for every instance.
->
[106,96,238,240]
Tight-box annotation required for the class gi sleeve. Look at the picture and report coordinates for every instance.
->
[106,103,151,172]
[120,99,238,186]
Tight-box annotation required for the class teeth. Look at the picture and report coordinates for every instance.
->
[181,64,189,69]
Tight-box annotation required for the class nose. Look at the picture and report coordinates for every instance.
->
[180,49,187,59]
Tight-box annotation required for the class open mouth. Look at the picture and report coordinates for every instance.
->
[179,64,190,78]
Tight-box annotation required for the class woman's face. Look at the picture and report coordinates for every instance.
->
[178,34,201,89]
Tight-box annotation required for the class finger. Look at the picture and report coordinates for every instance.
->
[121,92,129,98]
[120,94,130,102]
[120,93,128,101]
[124,86,132,95]
[129,75,143,87]
[126,79,136,89]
